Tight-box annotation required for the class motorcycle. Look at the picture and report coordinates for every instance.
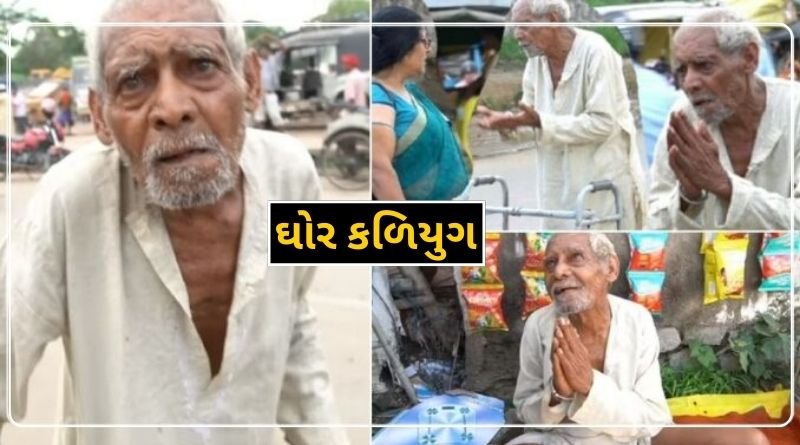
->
[2,118,70,175]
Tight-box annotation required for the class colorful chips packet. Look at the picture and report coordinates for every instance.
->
[462,284,508,332]
[629,232,669,271]
[702,233,749,304]
[627,233,668,315]
[628,271,665,315]
[521,270,551,319]
[758,233,797,292]
[461,234,507,332]
[524,233,550,270]
[462,233,501,285]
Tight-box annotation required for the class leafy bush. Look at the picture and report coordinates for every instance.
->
[661,313,790,398]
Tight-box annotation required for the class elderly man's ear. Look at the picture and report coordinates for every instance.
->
[742,41,760,74]
[605,255,621,286]
[243,49,263,113]
[89,89,114,146]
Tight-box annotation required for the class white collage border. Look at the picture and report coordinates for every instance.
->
[2,18,796,432]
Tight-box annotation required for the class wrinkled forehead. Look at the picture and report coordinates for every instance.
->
[104,26,227,60]
[101,26,230,83]
[545,234,592,256]
[673,27,721,60]
[99,0,226,62]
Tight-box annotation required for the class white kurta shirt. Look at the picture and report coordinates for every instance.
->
[646,77,799,229]
[521,29,645,230]
[1,128,349,445]
[512,295,671,445]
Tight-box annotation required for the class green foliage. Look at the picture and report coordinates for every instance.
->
[0,5,50,73]
[313,0,370,22]
[497,35,526,68]
[727,313,791,389]
[243,24,285,45]
[661,366,755,398]
[11,26,86,74]
[662,313,791,399]
[688,340,717,370]
[583,26,629,57]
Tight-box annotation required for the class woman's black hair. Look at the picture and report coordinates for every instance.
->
[372,6,424,73]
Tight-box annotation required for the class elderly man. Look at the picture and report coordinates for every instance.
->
[647,8,799,229]
[0,0,348,444]
[511,233,769,445]
[476,0,645,229]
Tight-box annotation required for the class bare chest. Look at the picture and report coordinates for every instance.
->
[722,129,756,177]
[169,228,241,375]
[581,335,608,372]
[549,68,564,93]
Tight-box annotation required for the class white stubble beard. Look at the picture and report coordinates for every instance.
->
[116,122,245,210]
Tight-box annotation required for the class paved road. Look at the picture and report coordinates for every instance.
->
[1,126,371,445]
[467,148,543,232]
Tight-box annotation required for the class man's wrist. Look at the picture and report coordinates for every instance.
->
[679,186,707,206]
[551,389,574,403]
[710,176,733,202]
[529,110,541,128]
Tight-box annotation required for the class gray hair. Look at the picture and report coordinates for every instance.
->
[588,233,616,263]
[680,8,762,54]
[85,0,248,96]
[527,0,571,21]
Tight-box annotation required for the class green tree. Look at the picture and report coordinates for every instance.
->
[0,4,51,74]
[11,25,86,76]
[243,22,285,46]
[313,0,370,22]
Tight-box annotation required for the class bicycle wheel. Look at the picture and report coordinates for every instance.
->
[321,130,370,191]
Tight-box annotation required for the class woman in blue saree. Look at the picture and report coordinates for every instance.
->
[371,6,472,201]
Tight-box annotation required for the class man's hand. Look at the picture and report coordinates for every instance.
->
[554,318,594,396]
[474,104,539,130]
[518,103,541,128]
[552,337,574,400]
[667,111,732,202]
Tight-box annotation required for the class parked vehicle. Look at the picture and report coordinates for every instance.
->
[3,116,70,175]
[275,26,370,125]
[281,26,369,103]
[319,106,369,190]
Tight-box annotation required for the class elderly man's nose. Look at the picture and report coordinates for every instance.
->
[552,259,570,278]
[682,68,702,92]
[149,73,196,130]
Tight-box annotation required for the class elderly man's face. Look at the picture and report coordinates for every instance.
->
[543,234,618,315]
[672,27,757,125]
[90,0,261,209]
[510,1,555,58]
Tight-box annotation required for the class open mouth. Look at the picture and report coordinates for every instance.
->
[157,147,211,163]
[552,285,581,297]
[691,98,714,108]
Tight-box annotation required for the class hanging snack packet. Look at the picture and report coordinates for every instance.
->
[703,248,719,305]
[759,234,793,292]
[628,271,665,315]
[462,284,508,332]
[462,233,501,285]
[524,232,550,271]
[712,235,749,300]
[760,232,783,250]
[629,232,669,271]
[521,271,551,319]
